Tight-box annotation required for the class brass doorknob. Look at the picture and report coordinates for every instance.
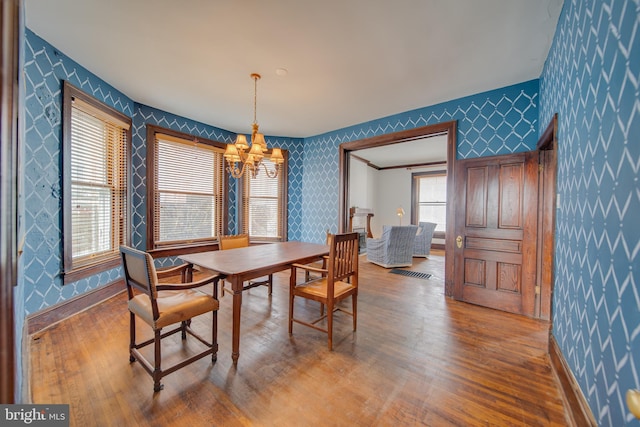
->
[456,235,463,249]
[628,389,640,419]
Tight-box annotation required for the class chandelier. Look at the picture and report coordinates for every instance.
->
[223,73,284,178]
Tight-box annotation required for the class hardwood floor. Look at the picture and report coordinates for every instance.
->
[29,251,570,426]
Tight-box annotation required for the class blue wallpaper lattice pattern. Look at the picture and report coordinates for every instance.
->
[540,1,639,425]
[131,104,236,253]
[131,105,305,255]
[300,81,539,243]
[18,3,640,425]
[22,30,134,314]
[21,29,305,313]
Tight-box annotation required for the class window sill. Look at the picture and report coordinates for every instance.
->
[63,256,121,285]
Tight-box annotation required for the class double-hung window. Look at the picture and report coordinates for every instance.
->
[62,81,131,283]
[412,171,447,235]
[146,125,227,250]
[240,153,288,242]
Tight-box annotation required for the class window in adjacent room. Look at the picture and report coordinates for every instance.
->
[146,125,227,250]
[239,153,288,242]
[62,81,132,283]
[412,171,447,236]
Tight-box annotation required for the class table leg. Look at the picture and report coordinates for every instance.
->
[231,276,243,365]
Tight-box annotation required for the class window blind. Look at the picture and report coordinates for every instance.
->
[416,173,447,232]
[242,157,284,241]
[154,134,224,246]
[70,102,127,265]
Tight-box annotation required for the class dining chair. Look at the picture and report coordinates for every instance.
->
[304,229,330,282]
[120,245,222,392]
[288,232,359,350]
[218,234,273,296]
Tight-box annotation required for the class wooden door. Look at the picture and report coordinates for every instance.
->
[453,151,539,316]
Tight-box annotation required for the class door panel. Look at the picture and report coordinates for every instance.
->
[466,167,488,227]
[454,151,538,316]
[499,163,524,228]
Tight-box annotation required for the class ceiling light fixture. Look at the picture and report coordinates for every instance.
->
[224,73,283,178]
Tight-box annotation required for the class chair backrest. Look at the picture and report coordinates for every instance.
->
[219,234,250,250]
[120,245,159,299]
[326,232,359,283]
[380,225,419,247]
[417,222,437,236]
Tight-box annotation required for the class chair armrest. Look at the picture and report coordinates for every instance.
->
[291,263,328,274]
[156,263,191,281]
[156,274,225,298]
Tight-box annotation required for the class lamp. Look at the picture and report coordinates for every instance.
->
[396,207,405,225]
[224,73,284,178]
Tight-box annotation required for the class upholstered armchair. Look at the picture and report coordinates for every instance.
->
[414,222,437,258]
[366,225,418,268]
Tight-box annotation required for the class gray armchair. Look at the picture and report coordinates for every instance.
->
[413,222,437,258]
[366,225,418,268]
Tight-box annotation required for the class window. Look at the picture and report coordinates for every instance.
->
[146,126,227,250]
[240,153,288,242]
[62,81,131,283]
[412,171,447,235]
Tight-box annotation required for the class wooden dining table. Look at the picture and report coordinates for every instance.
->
[179,241,329,365]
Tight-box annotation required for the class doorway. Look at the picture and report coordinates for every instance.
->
[338,116,557,319]
[338,121,457,296]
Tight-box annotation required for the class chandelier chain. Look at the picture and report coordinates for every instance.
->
[253,74,259,125]
[223,72,282,179]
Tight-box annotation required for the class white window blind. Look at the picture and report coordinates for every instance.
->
[416,173,447,232]
[70,100,127,266]
[154,134,224,246]
[242,157,284,241]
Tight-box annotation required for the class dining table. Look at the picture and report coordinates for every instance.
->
[179,240,329,365]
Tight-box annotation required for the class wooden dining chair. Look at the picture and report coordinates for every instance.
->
[304,229,330,282]
[120,246,223,392]
[288,232,359,350]
[218,234,273,296]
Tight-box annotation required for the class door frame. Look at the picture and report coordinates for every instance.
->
[338,120,457,296]
[1,0,21,404]
[535,114,558,320]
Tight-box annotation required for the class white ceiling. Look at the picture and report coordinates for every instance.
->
[24,0,563,138]
[353,134,449,168]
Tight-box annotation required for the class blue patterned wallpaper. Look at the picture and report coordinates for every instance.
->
[24,10,639,424]
[21,27,541,312]
[22,30,134,314]
[540,1,639,425]
[21,29,305,314]
[300,80,540,243]
[131,105,305,255]
[131,105,235,249]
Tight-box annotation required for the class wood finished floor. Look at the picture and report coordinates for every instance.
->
[29,251,570,426]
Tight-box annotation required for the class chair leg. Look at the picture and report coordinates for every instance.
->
[212,310,218,363]
[129,312,136,363]
[181,321,188,339]
[153,329,163,392]
[267,274,273,295]
[352,295,357,331]
[289,294,295,335]
[327,303,333,351]
[288,275,295,335]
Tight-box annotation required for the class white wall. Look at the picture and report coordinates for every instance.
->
[349,156,372,210]
[371,168,411,236]
[349,161,446,244]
